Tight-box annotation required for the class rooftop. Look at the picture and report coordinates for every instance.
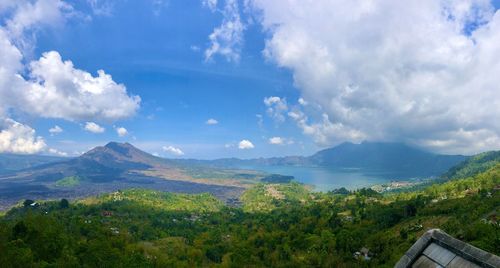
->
[395,229,500,268]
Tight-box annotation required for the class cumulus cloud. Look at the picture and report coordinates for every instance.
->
[238,139,254,149]
[264,96,288,123]
[84,122,105,133]
[268,136,283,145]
[0,0,140,138]
[204,0,244,62]
[115,127,128,137]
[206,118,219,125]
[49,125,63,135]
[248,0,500,154]
[162,145,185,156]
[24,51,141,121]
[0,118,47,154]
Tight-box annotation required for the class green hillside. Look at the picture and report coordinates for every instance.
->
[240,182,312,212]
[442,150,500,180]
[80,189,224,212]
[0,165,498,267]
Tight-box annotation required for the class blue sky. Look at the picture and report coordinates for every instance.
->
[1,0,500,158]
[5,0,317,158]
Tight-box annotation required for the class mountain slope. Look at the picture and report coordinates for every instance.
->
[441,150,500,180]
[0,142,251,210]
[310,142,467,176]
[0,154,65,174]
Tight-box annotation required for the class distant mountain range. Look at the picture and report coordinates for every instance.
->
[176,142,468,177]
[0,141,469,179]
[309,142,467,176]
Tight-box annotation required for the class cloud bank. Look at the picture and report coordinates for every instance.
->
[248,0,500,154]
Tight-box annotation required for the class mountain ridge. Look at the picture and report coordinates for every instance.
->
[175,141,468,177]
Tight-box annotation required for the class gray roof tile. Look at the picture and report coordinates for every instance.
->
[423,243,456,266]
[412,255,443,268]
[395,229,500,268]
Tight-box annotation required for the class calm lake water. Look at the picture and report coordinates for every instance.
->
[239,165,412,192]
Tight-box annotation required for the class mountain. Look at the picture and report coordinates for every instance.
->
[0,142,257,210]
[309,142,467,176]
[77,142,174,171]
[0,154,65,174]
[182,142,467,178]
[442,150,500,180]
[21,142,175,183]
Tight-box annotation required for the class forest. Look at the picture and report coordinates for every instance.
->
[0,162,498,267]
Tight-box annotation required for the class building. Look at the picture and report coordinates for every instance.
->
[395,229,499,268]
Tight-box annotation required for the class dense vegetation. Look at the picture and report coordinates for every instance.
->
[0,164,498,267]
[442,150,500,180]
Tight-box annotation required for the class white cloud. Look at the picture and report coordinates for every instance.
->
[48,148,68,156]
[204,0,244,62]
[248,0,500,154]
[298,98,308,106]
[268,136,283,145]
[49,125,63,135]
[116,126,128,137]
[4,0,74,43]
[268,136,294,145]
[0,118,47,154]
[162,145,184,156]
[0,0,140,130]
[264,96,288,123]
[206,118,219,125]
[25,51,141,121]
[84,122,105,133]
[238,139,254,149]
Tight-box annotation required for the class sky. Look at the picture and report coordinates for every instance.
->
[0,0,500,159]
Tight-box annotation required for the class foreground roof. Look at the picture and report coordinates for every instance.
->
[395,229,500,268]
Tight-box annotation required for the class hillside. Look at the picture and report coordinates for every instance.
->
[442,150,500,180]
[0,154,65,174]
[0,161,498,267]
[309,142,467,176]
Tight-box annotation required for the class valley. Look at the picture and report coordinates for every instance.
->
[0,142,470,211]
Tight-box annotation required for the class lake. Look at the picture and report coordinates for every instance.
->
[238,165,413,192]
